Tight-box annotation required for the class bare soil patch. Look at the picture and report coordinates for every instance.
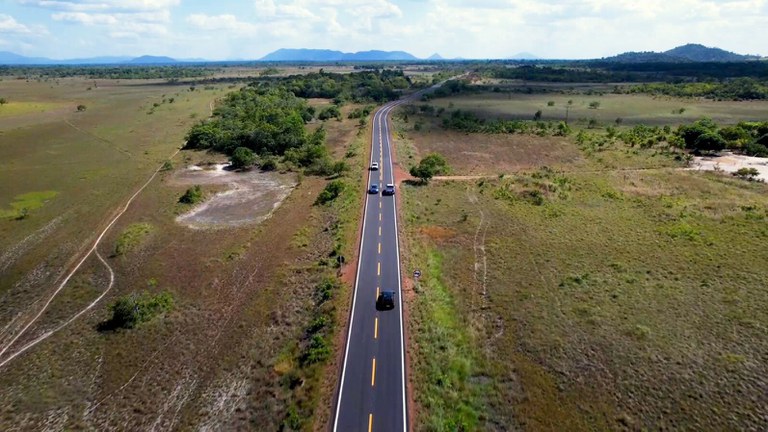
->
[172,163,296,229]
[690,152,768,181]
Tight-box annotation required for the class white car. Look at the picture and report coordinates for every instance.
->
[370,162,379,171]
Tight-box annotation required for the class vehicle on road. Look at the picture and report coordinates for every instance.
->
[376,291,396,310]
[382,183,395,196]
[368,183,379,194]
[370,161,379,171]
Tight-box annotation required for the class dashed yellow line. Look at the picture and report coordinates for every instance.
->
[371,357,376,386]
[379,226,382,236]
[377,262,381,275]
[368,414,373,432]
[374,317,378,339]
[378,242,381,254]
[376,286,379,298]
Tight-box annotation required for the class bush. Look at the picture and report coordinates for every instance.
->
[102,291,174,330]
[588,101,600,109]
[733,167,761,181]
[76,104,87,112]
[179,185,203,204]
[315,180,345,205]
[743,142,768,157]
[410,153,449,183]
[230,146,256,169]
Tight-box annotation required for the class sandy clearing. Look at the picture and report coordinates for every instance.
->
[172,164,297,230]
[689,152,768,181]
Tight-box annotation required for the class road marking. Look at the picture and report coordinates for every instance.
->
[377,262,381,275]
[374,317,378,339]
[376,286,379,298]
[368,414,373,432]
[379,213,382,222]
[378,242,381,254]
[371,357,376,386]
[379,201,382,209]
[379,226,382,236]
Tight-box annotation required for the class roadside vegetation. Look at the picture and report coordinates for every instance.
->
[113,222,153,256]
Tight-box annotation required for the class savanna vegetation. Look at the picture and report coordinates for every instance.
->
[397,80,768,431]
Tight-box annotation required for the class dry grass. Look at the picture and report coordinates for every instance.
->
[399,89,768,431]
[0,76,367,430]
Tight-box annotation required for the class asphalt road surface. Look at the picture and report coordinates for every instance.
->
[333,100,407,432]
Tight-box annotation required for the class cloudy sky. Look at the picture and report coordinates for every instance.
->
[1,0,766,60]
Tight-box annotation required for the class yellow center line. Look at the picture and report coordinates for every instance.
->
[371,357,376,386]
[378,242,381,254]
[379,226,382,236]
[377,262,381,275]
[368,414,373,432]
[376,286,379,298]
[374,317,378,339]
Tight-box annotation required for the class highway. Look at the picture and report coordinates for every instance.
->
[333,100,408,432]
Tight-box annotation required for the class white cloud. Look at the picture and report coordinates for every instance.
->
[186,14,259,35]
[0,14,34,33]
[21,0,180,12]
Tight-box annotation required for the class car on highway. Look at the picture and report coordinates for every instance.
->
[368,183,379,194]
[376,291,396,310]
[382,184,395,196]
[370,161,379,171]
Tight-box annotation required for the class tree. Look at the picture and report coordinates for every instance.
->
[693,132,726,153]
[588,101,600,109]
[0,97,7,106]
[410,153,449,183]
[533,110,542,121]
[677,118,718,149]
[230,146,256,169]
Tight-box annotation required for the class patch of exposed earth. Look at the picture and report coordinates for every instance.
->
[690,152,768,181]
[172,164,296,229]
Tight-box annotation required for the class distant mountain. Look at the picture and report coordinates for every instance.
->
[602,44,760,63]
[427,53,444,60]
[664,44,758,62]
[0,51,52,65]
[0,52,180,65]
[260,48,419,61]
[509,52,539,60]
[600,51,689,63]
[126,55,178,64]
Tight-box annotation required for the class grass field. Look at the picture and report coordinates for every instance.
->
[398,89,768,430]
[0,74,368,430]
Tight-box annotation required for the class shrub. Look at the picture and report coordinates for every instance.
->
[76,104,87,112]
[179,185,203,204]
[103,291,174,330]
[315,180,345,205]
[114,222,153,256]
[230,146,256,169]
[733,167,760,181]
[588,101,600,109]
[743,142,768,157]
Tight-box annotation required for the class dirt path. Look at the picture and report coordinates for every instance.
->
[0,147,182,369]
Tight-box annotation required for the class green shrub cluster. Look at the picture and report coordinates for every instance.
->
[104,291,174,330]
[315,180,345,205]
[179,185,203,204]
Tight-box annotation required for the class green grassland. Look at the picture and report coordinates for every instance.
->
[400,89,768,430]
[426,91,768,127]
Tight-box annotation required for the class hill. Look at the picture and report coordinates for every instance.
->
[602,44,760,63]
[664,43,758,62]
[260,48,418,61]
[125,55,178,64]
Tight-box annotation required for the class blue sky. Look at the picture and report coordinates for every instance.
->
[0,0,766,60]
